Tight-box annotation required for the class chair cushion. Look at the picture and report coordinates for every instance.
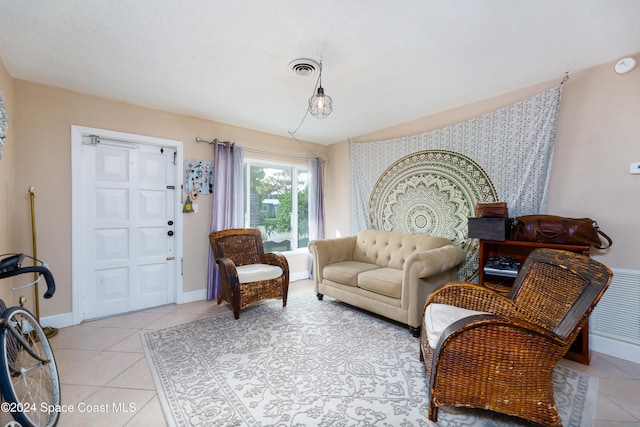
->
[357,268,402,299]
[236,264,283,284]
[425,303,490,349]
[323,261,380,287]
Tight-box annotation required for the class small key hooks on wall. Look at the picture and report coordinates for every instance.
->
[184,159,213,195]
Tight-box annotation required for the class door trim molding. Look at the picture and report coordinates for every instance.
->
[71,125,184,325]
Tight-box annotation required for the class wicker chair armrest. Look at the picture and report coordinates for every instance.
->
[260,252,281,265]
[429,314,568,417]
[216,257,239,283]
[260,252,289,272]
[440,314,564,351]
[425,282,519,318]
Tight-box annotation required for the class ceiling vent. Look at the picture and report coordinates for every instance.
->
[289,58,319,77]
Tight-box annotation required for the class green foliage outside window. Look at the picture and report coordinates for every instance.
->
[245,162,308,248]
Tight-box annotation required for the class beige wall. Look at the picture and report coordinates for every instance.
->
[0,61,16,303]
[326,54,640,271]
[9,79,326,318]
[4,53,639,321]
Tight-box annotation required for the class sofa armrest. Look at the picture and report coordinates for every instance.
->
[405,244,466,279]
[308,236,357,284]
[403,244,466,328]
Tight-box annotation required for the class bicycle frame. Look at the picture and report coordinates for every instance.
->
[0,316,53,371]
[0,253,60,427]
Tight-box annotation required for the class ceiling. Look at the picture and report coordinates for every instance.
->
[1,1,639,145]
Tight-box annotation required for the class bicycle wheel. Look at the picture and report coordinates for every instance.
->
[0,307,60,427]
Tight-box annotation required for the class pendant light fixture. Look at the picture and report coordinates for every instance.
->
[308,62,333,119]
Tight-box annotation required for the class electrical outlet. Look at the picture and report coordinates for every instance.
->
[631,162,640,174]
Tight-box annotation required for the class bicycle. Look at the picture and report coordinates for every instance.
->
[0,253,60,427]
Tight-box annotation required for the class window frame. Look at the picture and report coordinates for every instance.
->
[243,157,309,252]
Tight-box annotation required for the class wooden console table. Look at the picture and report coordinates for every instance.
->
[477,239,591,365]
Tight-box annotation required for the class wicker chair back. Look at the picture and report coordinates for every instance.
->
[508,248,613,341]
[210,228,264,266]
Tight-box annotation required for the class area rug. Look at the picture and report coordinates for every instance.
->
[142,293,597,426]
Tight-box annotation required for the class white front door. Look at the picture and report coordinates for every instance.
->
[73,128,181,320]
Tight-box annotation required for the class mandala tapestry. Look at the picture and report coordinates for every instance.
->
[351,85,562,281]
[369,150,497,280]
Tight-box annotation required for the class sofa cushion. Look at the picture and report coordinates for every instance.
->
[425,303,490,349]
[323,261,380,287]
[357,268,403,299]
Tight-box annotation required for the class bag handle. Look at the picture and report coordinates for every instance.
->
[535,219,567,239]
[594,221,613,249]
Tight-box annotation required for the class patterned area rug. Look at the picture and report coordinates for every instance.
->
[368,150,498,282]
[142,293,597,427]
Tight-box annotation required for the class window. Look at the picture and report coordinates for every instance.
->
[243,159,309,252]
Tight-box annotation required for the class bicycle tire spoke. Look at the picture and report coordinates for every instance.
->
[1,308,60,427]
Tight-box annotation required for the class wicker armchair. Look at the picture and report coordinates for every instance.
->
[209,228,289,319]
[420,248,613,426]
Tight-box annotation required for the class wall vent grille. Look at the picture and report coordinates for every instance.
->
[591,268,640,345]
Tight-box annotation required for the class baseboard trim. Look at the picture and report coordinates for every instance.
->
[177,288,207,304]
[40,312,75,329]
[290,271,311,282]
[591,333,640,364]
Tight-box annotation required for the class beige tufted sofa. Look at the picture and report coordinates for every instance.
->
[308,230,466,336]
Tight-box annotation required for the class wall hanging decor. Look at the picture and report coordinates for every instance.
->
[0,88,8,159]
[369,150,498,281]
[351,85,562,281]
[184,159,213,195]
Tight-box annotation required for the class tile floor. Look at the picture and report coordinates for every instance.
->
[38,280,640,426]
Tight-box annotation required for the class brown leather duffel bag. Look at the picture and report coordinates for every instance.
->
[511,215,612,249]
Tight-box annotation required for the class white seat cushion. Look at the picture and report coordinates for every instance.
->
[425,303,490,349]
[236,264,283,284]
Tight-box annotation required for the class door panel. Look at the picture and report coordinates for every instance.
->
[138,227,166,258]
[96,148,129,181]
[139,263,168,294]
[138,190,166,220]
[82,142,176,319]
[95,268,129,302]
[96,188,129,221]
[95,229,129,261]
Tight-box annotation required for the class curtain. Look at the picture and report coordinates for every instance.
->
[307,157,326,279]
[308,157,326,241]
[207,140,244,300]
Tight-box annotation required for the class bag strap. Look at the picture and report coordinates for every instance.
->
[593,221,613,249]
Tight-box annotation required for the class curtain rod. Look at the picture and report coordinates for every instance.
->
[195,137,316,162]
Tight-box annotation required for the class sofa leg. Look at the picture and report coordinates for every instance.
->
[316,293,324,300]
[409,326,420,338]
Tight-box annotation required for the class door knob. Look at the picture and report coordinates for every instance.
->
[167,230,174,236]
